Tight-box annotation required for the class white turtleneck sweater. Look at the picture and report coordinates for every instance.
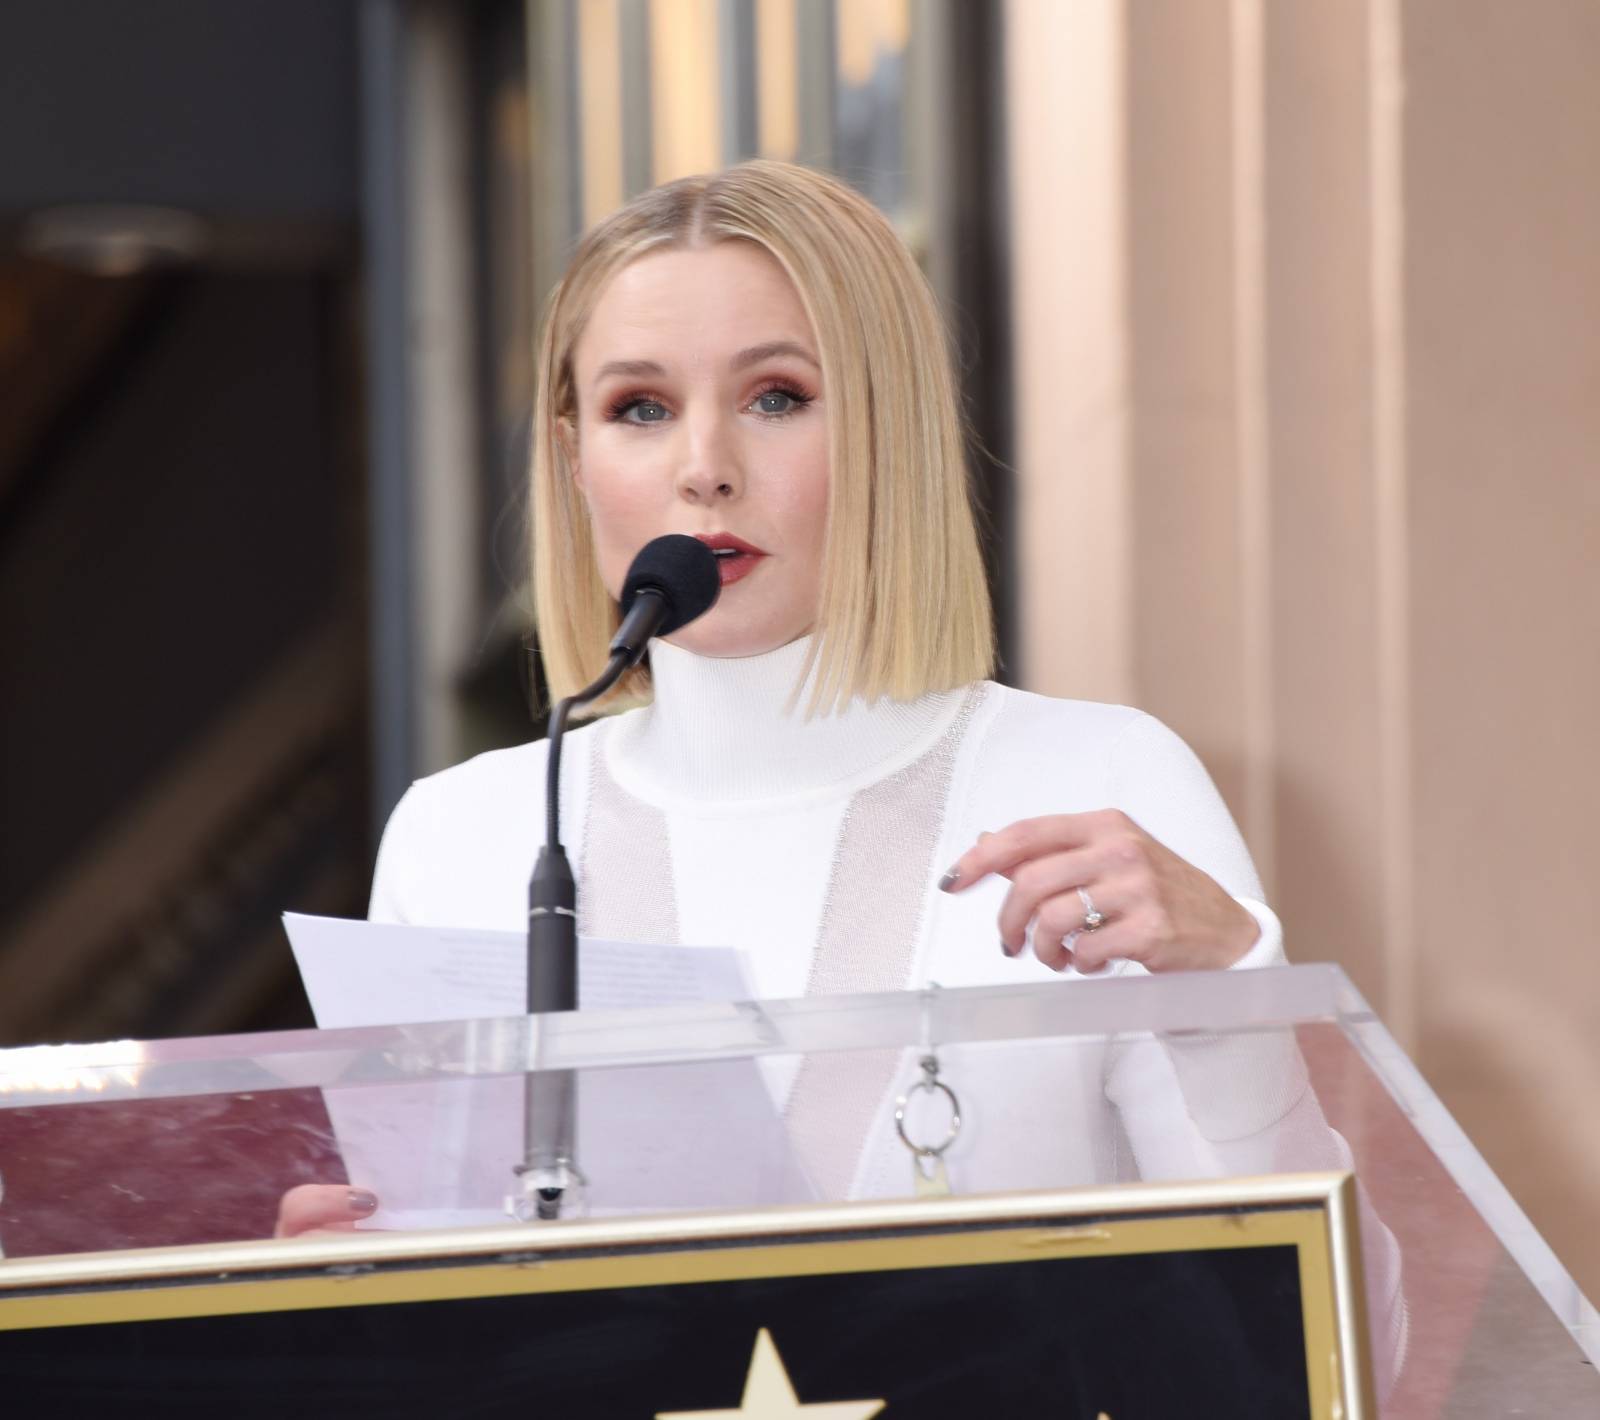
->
[369,637,1404,1376]
[371,636,1293,1149]
[371,636,1283,993]
[374,633,1304,1159]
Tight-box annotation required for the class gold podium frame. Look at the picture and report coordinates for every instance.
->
[0,1171,1372,1417]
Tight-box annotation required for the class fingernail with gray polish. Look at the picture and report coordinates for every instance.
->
[348,1189,378,1215]
[938,867,961,892]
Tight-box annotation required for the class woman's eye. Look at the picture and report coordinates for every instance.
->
[752,389,802,416]
[621,399,669,424]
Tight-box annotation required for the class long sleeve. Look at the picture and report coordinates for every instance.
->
[1104,711,1285,965]
[1099,713,1405,1393]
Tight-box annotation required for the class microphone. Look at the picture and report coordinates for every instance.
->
[610,532,724,665]
[518,534,720,1219]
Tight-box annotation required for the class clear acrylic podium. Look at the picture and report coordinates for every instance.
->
[0,964,1594,1417]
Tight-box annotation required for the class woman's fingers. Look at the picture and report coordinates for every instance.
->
[1024,876,1136,970]
[1030,924,1078,973]
[939,809,1254,974]
[1032,908,1147,975]
[1067,913,1148,974]
[275,1183,379,1239]
[940,812,1125,892]
[996,848,1103,950]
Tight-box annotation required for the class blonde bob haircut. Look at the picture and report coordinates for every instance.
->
[531,158,995,713]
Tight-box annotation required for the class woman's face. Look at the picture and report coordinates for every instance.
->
[569,241,829,658]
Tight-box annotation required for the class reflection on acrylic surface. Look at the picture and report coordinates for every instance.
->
[0,1040,146,1096]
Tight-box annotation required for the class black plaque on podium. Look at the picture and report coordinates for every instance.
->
[0,1173,1371,1418]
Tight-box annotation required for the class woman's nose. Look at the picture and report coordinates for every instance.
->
[674,420,742,504]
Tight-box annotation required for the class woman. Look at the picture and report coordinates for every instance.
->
[285,160,1406,1387]
[353,157,1293,1194]
[376,159,1273,981]
[286,163,1402,1379]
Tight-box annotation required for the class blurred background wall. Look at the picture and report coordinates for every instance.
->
[0,1,368,1043]
[1008,0,1600,1301]
[0,0,1594,1296]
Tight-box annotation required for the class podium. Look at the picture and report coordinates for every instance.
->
[0,965,1595,1417]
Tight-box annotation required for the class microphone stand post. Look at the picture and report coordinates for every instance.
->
[514,665,622,1223]
[514,838,582,1219]
[514,540,718,1222]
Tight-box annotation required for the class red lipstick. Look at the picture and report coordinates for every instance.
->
[694,532,769,587]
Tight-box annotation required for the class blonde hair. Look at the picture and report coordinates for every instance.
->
[531,159,994,712]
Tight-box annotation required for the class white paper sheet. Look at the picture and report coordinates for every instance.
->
[282,914,813,1226]
[284,913,764,1024]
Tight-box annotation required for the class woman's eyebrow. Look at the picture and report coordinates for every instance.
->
[593,358,666,387]
[730,340,819,371]
[592,343,817,388]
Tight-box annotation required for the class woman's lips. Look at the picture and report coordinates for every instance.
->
[694,533,768,587]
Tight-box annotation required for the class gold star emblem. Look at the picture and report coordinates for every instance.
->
[657,1328,887,1420]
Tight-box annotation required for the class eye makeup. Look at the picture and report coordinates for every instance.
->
[599,376,817,425]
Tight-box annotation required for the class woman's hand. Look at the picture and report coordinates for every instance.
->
[939,810,1259,974]
[274,1184,379,1238]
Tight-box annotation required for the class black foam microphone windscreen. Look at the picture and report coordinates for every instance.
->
[618,533,721,637]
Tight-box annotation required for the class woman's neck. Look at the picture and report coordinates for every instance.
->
[603,636,963,806]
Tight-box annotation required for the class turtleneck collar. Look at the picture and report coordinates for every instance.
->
[603,636,966,808]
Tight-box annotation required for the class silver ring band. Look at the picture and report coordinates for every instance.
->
[1077,886,1104,932]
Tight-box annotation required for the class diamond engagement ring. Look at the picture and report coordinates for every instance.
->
[1077,886,1105,932]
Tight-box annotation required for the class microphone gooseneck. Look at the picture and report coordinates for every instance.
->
[520,534,720,1218]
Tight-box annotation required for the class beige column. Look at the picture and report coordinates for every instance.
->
[1121,0,1254,831]
[1003,0,1600,1298]
[1257,3,1393,1007]
[1399,0,1600,1303]
[1005,0,1134,709]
